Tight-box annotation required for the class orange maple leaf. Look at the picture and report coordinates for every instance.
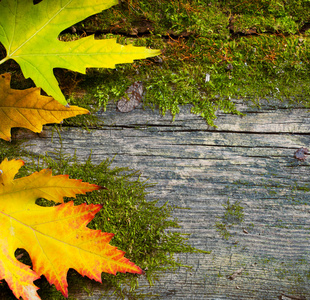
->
[0,158,142,300]
[0,73,89,141]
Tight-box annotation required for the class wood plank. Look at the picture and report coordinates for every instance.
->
[20,99,310,299]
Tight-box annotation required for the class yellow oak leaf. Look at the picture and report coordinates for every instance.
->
[0,73,89,141]
[0,158,142,300]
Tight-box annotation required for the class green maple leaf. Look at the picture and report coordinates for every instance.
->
[0,0,160,105]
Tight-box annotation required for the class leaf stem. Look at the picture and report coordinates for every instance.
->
[0,57,8,65]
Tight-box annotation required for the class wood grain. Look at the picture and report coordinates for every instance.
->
[21,99,310,299]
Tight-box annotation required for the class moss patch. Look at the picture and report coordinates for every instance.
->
[215,199,245,240]
[70,0,310,126]
[1,0,310,127]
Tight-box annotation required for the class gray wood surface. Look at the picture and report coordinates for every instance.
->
[20,99,310,299]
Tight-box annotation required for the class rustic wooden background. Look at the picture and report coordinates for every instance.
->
[20,98,310,299]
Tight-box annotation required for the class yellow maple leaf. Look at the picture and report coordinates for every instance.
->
[0,158,142,300]
[0,73,89,141]
[0,0,161,104]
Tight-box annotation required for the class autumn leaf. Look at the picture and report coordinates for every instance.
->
[0,0,161,104]
[0,73,89,141]
[0,158,142,300]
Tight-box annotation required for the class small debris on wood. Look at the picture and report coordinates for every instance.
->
[243,229,249,234]
[227,267,244,280]
[117,81,143,113]
[294,147,309,161]
[226,63,233,70]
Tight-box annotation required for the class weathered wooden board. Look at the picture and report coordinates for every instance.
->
[21,99,310,299]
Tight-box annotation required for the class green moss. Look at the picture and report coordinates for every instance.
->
[221,0,310,28]
[0,139,30,162]
[222,199,244,224]
[215,199,245,240]
[259,179,310,206]
[274,260,310,286]
[2,0,310,126]
[67,0,310,125]
[215,222,232,240]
